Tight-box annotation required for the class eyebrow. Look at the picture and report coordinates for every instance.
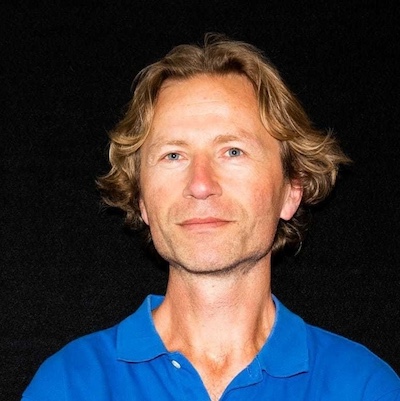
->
[213,130,260,145]
[147,139,188,153]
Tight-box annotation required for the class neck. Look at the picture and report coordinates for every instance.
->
[153,258,275,372]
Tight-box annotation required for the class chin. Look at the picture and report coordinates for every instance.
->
[169,252,269,277]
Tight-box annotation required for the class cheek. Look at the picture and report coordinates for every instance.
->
[140,187,176,228]
[139,170,164,226]
[252,182,288,222]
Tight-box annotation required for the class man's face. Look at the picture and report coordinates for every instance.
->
[139,74,301,275]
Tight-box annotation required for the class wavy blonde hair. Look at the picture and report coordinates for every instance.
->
[98,34,350,255]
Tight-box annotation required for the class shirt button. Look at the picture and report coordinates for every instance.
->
[171,360,181,369]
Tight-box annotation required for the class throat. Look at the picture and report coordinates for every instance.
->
[152,264,275,399]
[157,308,273,401]
[189,351,254,401]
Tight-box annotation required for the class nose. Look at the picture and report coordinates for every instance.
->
[183,155,222,199]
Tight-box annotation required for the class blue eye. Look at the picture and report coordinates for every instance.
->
[166,153,180,160]
[227,148,242,157]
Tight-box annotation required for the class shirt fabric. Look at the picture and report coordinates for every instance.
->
[22,295,400,400]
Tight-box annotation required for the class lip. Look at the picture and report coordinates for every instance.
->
[179,217,231,229]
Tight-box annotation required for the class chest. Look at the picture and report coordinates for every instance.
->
[61,353,361,401]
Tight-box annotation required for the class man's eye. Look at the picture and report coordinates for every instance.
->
[165,153,181,160]
[227,148,242,157]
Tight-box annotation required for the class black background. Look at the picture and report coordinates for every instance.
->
[1,1,399,399]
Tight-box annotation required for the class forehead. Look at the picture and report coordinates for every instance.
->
[149,74,262,133]
[157,73,256,108]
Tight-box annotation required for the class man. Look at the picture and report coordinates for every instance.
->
[23,34,399,400]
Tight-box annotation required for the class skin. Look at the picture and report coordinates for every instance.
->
[139,73,302,400]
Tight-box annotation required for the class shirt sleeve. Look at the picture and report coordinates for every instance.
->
[362,358,400,401]
[21,354,67,401]
[375,389,400,401]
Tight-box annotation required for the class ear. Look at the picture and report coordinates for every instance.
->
[280,181,303,221]
[139,198,149,225]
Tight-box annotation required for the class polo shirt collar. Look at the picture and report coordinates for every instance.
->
[117,294,309,377]
[257,295,309,377]
[117,295,167,362]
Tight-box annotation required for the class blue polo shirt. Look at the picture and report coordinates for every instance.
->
[22,295,400,400]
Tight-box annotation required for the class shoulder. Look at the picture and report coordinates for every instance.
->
[305,323,400,399]
[22,325,118,401]
[22,295,162,401]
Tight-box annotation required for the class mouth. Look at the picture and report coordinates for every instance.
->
[179,217,231,230]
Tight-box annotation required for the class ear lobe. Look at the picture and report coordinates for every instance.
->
[280,183,303,221]
[139,199,149,225]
